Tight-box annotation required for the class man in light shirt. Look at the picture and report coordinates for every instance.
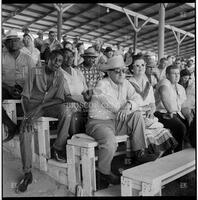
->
[2,29,35,142]
[86,55,157,189]
[154,65,188,152]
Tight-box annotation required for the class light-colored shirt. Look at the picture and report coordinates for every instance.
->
[129,75,155,107]
[60,67,87,95]
[157,67,166,80]
[41,38,62,52]
[182,80,195,110]
[21,46,40,66]
[155,78,186,117]
[22,66,66,103]
[2,48,35,88]
[89,77,142,120]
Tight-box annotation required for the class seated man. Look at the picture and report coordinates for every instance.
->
[16,50,68,193]
[86,55,157,189]
[2,29,35,142]
[154,65,188,152]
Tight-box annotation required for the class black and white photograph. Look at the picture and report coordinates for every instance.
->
[1,2,196,197]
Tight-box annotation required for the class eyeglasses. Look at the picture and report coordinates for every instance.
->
[109,68,128,74]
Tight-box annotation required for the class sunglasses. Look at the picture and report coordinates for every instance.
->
[109,68,128,74]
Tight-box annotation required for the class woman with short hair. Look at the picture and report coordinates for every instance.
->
[129,54,178,157]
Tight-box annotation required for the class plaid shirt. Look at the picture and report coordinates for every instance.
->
[77,63,104,89]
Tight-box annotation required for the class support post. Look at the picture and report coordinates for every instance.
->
[158,3,165,60]
[177,32,180,57]
[57,9,63,42]
[134,16,138,54]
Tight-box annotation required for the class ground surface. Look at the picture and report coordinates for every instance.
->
[2,146,196,197]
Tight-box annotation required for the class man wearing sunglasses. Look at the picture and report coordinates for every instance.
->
[86,55,157,189]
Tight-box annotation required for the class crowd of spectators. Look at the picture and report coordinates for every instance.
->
[2,28,195,192]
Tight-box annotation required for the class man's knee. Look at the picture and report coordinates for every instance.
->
[98,135,117,153]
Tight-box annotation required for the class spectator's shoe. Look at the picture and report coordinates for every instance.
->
[134,149,158,164]
[3,126,19,143]
[53,148,67,163]
[96,170,120,186]
[96,171,109,190]
[15,172,33,193]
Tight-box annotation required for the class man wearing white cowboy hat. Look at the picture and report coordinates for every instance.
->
[2,29,35,143]
[77,47,104,102]
[86,55,157,189]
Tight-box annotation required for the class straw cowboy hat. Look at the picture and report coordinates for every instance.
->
[81,48,98,57]
[3,29,20,40]
[100,55,127,71]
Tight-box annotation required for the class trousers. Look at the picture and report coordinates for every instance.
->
[154,112,188,152]
[86,111,147,175]
[19,103,73,173]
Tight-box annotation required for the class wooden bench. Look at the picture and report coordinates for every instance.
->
[66,134,129,196]
[121,148,195,196]
[2,100,58,170]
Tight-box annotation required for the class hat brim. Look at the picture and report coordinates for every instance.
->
[81,54,98,57]
[100,65,127,72]
[3,36,20,41]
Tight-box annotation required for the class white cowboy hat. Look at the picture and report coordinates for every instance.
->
[100,55,127,71]
[3,29,20,40]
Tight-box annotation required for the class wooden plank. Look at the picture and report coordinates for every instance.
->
[122,148,195,183]
[67,144,79,194]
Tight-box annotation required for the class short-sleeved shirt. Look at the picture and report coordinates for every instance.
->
[60,67,87,95]
[89,77,142,120]
[155,78,186,117]
[42,38,62,52]
[77,63,104,89]
[21,47,40,66]
[2,48,35,88]
[22,66,66,104]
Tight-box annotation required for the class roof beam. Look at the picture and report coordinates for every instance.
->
[79,3,155,38]
[2,4,32,24]
[26,9,56,28]
[185,3,195,8]
[98,3,194,38]
[96,4,190,42]
[64,5,119,35]
[43,4,96,33]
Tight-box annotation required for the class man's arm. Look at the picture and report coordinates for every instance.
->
[159,85,176,113]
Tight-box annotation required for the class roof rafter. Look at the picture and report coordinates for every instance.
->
[98,3,194,38]
[43,4,96,33]
[3,4,32,23]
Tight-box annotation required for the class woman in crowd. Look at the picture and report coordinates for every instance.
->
[21,33,41,67]
[128,54,178,157]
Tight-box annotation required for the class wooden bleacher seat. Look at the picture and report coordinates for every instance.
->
[66,133,129,196]
[121,148,195,196]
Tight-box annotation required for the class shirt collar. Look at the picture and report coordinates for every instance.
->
[108,77,120,90]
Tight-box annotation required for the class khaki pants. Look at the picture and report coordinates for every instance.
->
[86,111,147,175]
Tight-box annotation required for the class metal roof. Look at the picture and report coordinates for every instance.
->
[2,3,195,58]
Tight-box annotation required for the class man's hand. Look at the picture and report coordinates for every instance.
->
[116,102,131,122]
[82,89,93,102]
